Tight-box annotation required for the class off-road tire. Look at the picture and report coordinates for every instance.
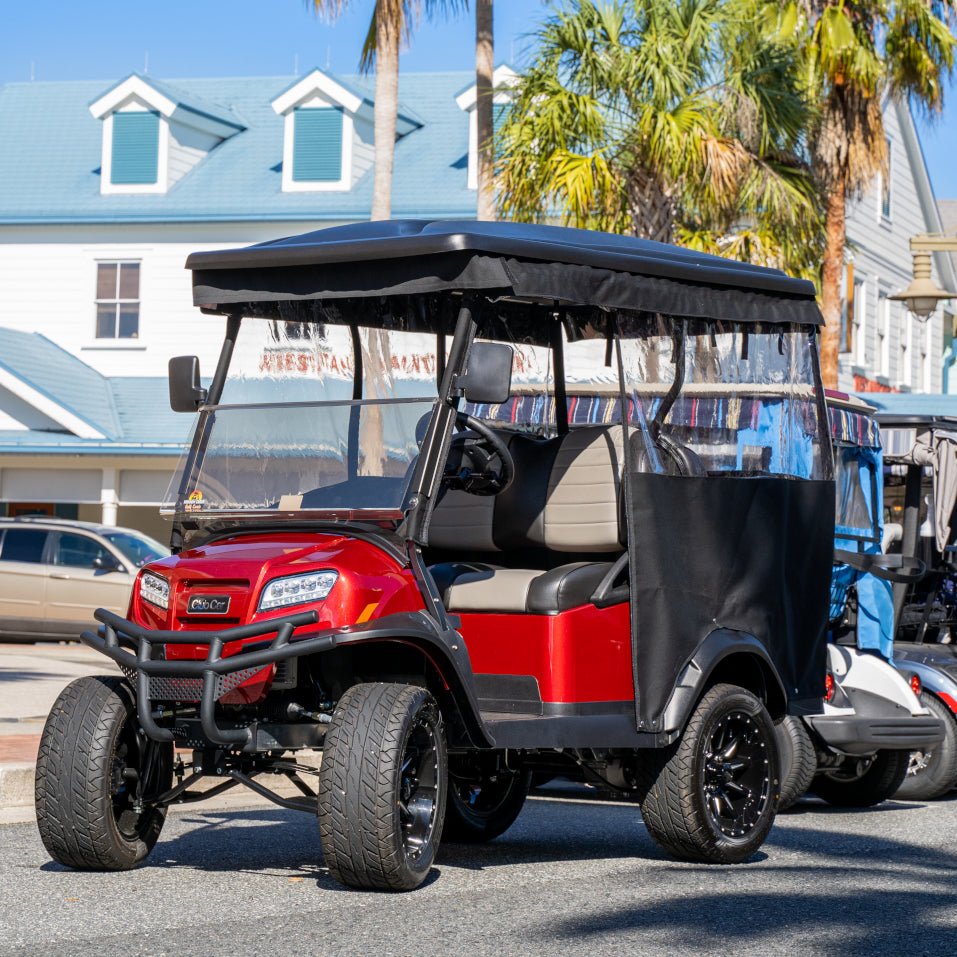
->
[895,693,957,801]
[775,715,817,811]
[444,755,531,843]
[637,683,779,864]
[35,675,172,870]
[317,682,447,891]
[812,749,909,807]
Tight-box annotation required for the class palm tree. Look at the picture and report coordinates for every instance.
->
[790,1,956,387]
[311,0,466,220]
[495,0,824,279]
[475,0,495,220]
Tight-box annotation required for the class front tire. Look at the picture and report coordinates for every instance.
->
[317,683,447,891]
[895,692,957,801]
[638,683,778,864]
[775,715,817,811]
[35,675,173,871]
[812,749,909,807]
[444,753,531,843]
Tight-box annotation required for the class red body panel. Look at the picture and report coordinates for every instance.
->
[130,533,425,702]
[131,531,634,707]
[457,602,633,703]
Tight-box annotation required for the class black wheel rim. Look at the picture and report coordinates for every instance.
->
[398,712,441,860]
[703,710,772,839]
[110,720,165,840]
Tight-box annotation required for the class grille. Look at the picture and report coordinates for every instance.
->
[121,665,266,702]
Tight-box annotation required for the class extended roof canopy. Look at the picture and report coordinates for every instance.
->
[187,220,824,336]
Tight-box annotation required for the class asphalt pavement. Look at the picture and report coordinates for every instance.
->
[2,784,957,956]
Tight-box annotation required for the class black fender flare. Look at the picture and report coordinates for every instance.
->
[658,629,790,734]
[328,610,495,749]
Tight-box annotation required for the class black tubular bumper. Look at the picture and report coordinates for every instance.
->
[805,714,946,755]
[82,607,337,750]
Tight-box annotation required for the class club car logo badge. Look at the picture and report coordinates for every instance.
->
[187,594,231,615]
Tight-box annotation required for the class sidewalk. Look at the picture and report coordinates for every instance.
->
[0,641,119,823]
[0,641,319,826]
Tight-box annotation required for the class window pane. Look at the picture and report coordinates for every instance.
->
[118,262,140,299]
[54,533,108,568]
[96,263,117,299]
[118,304,139,338]
[96,304,117,338]
[0,529,47,563]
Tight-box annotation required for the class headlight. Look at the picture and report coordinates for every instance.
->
[259,570,338,612]
[140,571,170,610]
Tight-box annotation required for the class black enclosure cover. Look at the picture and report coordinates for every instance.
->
[628,473,834,727]
[187,220,824,329]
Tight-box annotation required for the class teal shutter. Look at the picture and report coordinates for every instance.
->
[293,107,343,182]
[111,111,160,185]
[493,103,508,137]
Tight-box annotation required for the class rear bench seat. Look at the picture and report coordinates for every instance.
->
[427,425,628,615]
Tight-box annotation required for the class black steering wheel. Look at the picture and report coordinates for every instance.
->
[443,412,515,496]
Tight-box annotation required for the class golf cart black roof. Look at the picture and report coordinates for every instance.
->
[187,220,823,330]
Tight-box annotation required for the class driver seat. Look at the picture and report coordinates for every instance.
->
[427,426,628,615]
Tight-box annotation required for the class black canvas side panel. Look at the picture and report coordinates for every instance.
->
[627,473,833,730]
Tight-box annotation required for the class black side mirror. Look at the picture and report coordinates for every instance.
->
[93,555,123,573]
[455,342,513,404]
[169,356,207,413]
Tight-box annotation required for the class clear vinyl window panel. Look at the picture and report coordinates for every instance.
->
[163,398,436,518]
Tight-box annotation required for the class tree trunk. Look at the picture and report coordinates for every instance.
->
[476,0,494,221]
[819,184,845,390]
[371,6,400,222]
[624,167,675,243]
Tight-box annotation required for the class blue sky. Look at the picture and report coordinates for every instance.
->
[3,0,957,202]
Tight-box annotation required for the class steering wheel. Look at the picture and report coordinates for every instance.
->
[443,412,515,496]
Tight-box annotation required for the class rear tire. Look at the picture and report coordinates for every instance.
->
[35,675,173,871]
[317,682,447,891]
[775,715,817,811]
[444,754,530,843]
[638,683,778,864]
[895,693,957,801]
[812,749,909,807]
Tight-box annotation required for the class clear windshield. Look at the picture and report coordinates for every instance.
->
[163,320,441,520]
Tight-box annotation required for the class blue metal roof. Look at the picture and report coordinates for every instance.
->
[0,71,476,224]
[0,328,120,439]
[853,392,957,417]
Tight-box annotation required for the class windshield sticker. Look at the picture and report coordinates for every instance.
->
[185,490,204,512]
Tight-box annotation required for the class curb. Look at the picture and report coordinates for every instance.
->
[0,762,34,809]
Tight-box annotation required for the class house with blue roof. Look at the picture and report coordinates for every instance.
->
[0,66,513,535]
[0,63,952,536]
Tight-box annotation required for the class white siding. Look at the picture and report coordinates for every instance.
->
[839,99,946,394]
[167,120,223,188]
[0,221,354,377]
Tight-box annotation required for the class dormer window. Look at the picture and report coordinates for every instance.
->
[271,70,366,193]
[293,107,344,183]
[456,66,518,191]
[111,111,160,185]
[90,73,244,196]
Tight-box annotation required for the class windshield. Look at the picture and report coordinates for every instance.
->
[103,530,170,567]
[163,320,441,521]
[162,398,435,519]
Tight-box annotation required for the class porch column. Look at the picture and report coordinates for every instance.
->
[100,467,118,526]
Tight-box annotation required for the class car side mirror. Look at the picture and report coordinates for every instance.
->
[455,342,513,404]
[169,356,207,413]
[93,555,123,573]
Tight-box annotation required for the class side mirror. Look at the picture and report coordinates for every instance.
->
[93,555,123,573]
[169,356,207,413]
[456,342,513,404]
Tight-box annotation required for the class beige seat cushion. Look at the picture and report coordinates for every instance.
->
[444,568,541,613]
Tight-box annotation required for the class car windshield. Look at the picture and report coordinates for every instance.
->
[162,321,440,521]
[102,530,170,567]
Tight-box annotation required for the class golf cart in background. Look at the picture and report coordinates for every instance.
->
[35,221,836,891]
[877,410,957,799]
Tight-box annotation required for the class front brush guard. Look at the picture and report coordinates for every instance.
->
[83,607,334,750]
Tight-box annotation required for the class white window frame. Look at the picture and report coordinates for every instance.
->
[94,260,141,340]
[877,289,890,376]
[853,278,867,367]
